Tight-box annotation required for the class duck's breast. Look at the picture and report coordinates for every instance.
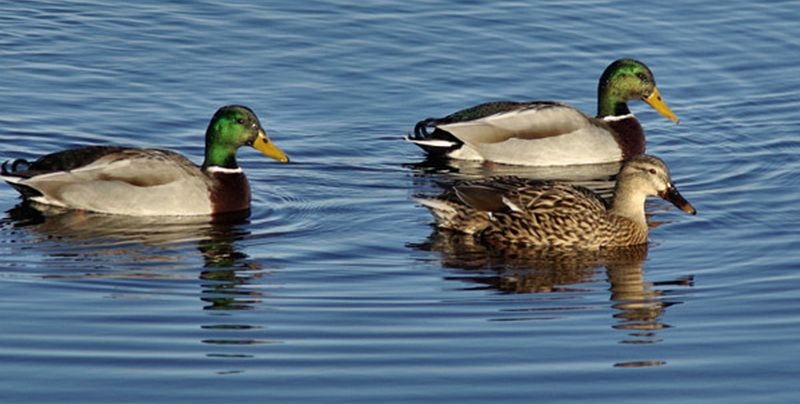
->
[207,168,251,215]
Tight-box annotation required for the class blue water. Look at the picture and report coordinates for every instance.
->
[1,1,799,403]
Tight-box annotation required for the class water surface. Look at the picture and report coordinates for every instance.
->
[1,1,799,403]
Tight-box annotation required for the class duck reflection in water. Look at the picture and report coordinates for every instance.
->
[197,224,264,313]
[5,202,267,307]
[411,229,692,344]
[3,203,277,358]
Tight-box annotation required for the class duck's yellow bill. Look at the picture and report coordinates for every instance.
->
[253,130,290,163]
[645,87,680,124]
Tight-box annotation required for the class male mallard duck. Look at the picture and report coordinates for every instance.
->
[414,154,695,249]
[405,59,679,166]
[1,105,289,216]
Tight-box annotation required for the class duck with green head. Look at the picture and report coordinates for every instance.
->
[406,59,679,166]
[0,105,289,216]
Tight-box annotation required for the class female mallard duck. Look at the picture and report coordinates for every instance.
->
[406,59,679,166]
[1,105,289,216]
[414,154,695,248]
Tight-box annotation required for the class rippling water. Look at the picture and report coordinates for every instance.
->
[1,1,799,403]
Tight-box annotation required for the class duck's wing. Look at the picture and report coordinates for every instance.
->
[454,178,608,216]
[437,102,593,140]
[2,147,212,214]
[437,102,621,165]
[508,182,609,216]
[452,176,535,212]
[406,101,552,158]
[4,147,204,186]
[453,179,612,247]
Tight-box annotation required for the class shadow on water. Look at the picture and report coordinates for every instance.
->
[404,155,624,181]
[2,202,280,366]
[404,155,622,199]
[406,157,694,366]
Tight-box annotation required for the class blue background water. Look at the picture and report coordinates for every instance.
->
[1,1,799,403]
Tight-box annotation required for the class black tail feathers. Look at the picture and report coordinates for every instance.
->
[1,159,30,176]
[412,119,436,140]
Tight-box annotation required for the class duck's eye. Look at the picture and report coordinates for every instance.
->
[648,168,657,175]
[236,118,246,125]
[636,72,648,82]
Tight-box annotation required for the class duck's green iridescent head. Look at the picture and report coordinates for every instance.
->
[597,59,679,123]
[202,105,289,169]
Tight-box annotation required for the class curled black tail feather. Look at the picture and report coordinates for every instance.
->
[1,159,30,175]
[413,119,436,139]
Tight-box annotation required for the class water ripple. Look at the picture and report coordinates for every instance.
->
[2,0,800,402]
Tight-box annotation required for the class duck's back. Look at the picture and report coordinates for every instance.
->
[2,146,214,215]
[476,182,615,247]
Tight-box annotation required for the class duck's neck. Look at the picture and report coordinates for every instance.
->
[202,143,239,171]
[597,82,632,119]
[609,185,648,229]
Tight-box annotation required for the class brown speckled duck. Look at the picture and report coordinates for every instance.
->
[414,154,696,249]
[406,59,679,166]
[1,105,289,216]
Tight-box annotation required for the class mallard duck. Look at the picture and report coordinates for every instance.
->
[405,59,679,166]
[1,105,289,216]
[414,154,695,248]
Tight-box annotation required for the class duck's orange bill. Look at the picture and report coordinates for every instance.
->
[252,130,290,163]
[645,87,680,124]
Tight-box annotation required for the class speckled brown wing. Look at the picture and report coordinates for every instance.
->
[462,180,613,248]
[454,178,608,214]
